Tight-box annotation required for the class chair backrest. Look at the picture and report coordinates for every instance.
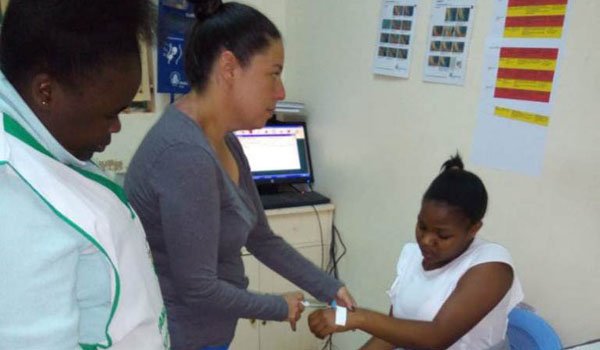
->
[507,308,562,350]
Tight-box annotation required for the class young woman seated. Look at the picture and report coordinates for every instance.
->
[308,154,523,350]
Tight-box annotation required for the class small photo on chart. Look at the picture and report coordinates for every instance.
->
[442,26,454,37]
[432,26,444,37]
[428,56,440,66]
[440,41,452,52]
[454,25,467,37]
[451,41,465,53]
[439,56,451,68]
[456,8,470,21]
[430,41,442,51]
[398,48,409,59]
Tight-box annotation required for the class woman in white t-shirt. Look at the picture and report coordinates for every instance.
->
[309,154,523,350]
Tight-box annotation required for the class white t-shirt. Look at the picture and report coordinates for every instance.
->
[387,238,524,350]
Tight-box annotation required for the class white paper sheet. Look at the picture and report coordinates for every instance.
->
[422,0,476,85]
[471,0,572,176]
[373,0,419,78]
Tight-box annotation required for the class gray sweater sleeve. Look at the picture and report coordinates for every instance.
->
[244,197,343,302]
[230,138,344,302]
[150,143,288,321]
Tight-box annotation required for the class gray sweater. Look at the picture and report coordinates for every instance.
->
[124,105,342,349]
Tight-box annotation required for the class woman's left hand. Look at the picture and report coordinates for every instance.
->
[283,291,305,331]
[335,286,357,311]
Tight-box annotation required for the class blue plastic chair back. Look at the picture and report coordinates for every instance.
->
[507,308,562,350]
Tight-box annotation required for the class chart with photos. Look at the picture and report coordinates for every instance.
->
[423,0,476,85]
[373,0,418,78]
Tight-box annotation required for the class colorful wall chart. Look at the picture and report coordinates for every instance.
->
[504,0,567,39]
[470,0,571,176]
[494,47,558,103]
[493,106,549,127]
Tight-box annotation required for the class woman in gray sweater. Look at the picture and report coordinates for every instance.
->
[124,1,354,349]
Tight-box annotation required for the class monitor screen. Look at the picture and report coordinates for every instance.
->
[234,122,313,185]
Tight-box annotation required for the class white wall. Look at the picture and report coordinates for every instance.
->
[96,0,599,346]
[283,0,600,348]
[94,0,288,172]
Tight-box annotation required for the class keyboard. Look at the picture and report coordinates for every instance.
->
[259,191,330,209]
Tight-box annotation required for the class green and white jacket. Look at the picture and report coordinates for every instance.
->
[0,72,169,349]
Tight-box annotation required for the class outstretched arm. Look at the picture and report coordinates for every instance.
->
[359,307,395,350]
[309,262,514,350]
[360,337,396,350]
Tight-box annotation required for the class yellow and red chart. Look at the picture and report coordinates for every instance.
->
[503,0,567,39]
[494,47,558,103]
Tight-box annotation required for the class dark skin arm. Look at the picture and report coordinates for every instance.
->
[309,262,514,350]
[360,337,395,350]
[359,307,395,350]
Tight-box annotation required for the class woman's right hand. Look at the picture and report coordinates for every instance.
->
[283,291,305,331]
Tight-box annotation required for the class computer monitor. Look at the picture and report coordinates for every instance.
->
[234,122,314,185]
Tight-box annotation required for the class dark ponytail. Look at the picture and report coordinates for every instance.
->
[440,154,464,172]
[184,1,281,92]
[187,0,222,21]
[423,153,488,224]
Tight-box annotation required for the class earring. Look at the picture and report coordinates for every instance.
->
[40,82,51,106]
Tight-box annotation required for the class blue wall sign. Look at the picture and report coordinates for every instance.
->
[157,1,194,94]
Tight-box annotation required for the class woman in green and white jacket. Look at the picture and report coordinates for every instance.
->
[0,1,168,349]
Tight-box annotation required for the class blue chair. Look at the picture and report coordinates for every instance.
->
[507,308,562,350]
